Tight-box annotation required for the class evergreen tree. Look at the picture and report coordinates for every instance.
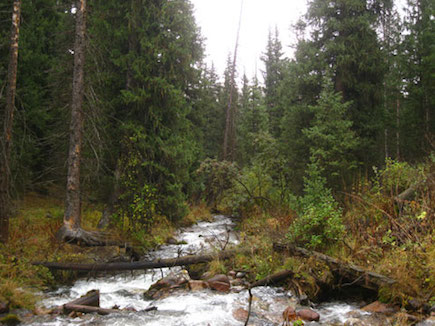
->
[88,0,204,224]
[238,74,268,166]
[261,27,284,138]
[401,0,435,158]
[304,0,387,166]
[303,75,359,187]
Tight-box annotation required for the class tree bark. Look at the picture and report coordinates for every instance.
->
[0,0,22,244]
[33,249,244,271]
[58,0,87,241]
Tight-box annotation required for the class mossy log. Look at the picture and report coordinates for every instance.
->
[33,249,241,272]
[273,243,396,291]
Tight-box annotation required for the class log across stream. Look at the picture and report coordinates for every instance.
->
[23,215,391,326]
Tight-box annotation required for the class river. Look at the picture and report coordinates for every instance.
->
[24,215,382,325]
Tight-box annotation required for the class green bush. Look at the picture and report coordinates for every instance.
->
[287,162,344,249]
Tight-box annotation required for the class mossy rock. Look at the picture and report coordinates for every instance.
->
[0,314,21,326]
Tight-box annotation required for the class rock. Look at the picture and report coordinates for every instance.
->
[207,280,230,292]
[188,280,209,291]
[344,317,367,326]
[0,314,21,326]
[208,274,230,284]
[0,301,9,314]
[207,274,230,293]
[230,278,245,287]
[297,308,320,322]
[228,271,236,278]
[144,270,190,299]
[166,237,178,245]
[233,308,249,322]
[282,306,297,322]
[236,272,246,279]
[361,301,397,315]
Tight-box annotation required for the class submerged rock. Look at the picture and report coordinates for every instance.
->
[233,308,249,322]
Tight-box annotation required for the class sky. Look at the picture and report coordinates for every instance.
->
[189,0,408,82]
[190,0,307,81]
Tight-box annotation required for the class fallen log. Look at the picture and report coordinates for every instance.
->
[33,249,241,272]
[63,289,100,312]
[64,304,120,316]
[250,270,294,288]
[273,243,396,291]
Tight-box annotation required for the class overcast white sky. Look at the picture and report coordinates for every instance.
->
[190,0,408,82]
[190,0,307,80]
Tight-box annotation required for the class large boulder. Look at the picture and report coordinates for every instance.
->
[207,274,230,293]
[144,270,190,300]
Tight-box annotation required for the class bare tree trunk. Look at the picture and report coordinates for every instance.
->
[223,0,243,161]
[0,0,22,244]
[57,0,87,241]
[396,98,400,160]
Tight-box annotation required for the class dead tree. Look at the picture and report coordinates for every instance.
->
[0,0,22,244]
[57,0,102,245]
[223,0,243,161]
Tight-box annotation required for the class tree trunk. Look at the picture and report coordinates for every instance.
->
[0,0,22,244]
[57,0,87,242]
[223,0,243,161]
[33,249,248,271]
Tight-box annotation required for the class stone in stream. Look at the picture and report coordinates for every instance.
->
[207,274,230,293]
[233,308,249,322]
[188,280,209,291]
[144,270,190,300]
[361,301,398,315]
[297,308,320,322]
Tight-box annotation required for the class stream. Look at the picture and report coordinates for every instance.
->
[24,215,384,326]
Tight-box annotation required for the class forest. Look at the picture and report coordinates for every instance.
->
[0,0,434,324]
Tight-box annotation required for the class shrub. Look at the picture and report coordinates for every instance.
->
[287,162,344,249]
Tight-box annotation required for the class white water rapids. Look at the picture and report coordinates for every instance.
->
[25,215,373,325]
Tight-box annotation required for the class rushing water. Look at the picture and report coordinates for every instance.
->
[24,215,374,326]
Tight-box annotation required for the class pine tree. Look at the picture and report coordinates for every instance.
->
[401,0,435,157]
[303,75,359,186]
[261,27,284,138]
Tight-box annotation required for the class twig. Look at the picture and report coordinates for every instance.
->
[244,288,253,326]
